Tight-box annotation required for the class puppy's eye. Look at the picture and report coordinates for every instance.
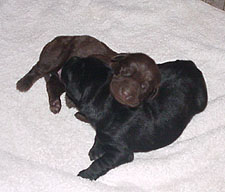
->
[141,82,149,90]
[120,68,133,77]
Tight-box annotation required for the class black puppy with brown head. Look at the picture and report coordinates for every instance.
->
[61,56,207,180]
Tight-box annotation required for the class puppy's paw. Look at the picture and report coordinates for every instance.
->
[65,94,76,108]
[16,76,34,92]
[75,112,89,123]
[88,146,105,161]
[78,169,98,180]
[50,99,61,114]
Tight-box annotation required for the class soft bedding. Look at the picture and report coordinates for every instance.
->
[0,0,224,191]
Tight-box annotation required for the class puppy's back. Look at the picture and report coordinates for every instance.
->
[158,60,208,113]
[135,60,208,151]
[175,60,208,113]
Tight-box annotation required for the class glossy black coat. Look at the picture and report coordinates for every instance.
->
[61,57,208,180]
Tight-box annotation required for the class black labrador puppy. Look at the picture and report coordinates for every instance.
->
[61,56,208,180]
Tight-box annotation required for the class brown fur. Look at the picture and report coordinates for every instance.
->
[16,35,161,115]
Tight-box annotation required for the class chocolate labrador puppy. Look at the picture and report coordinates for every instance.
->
[16,35,160,115]
[61,56,208,180]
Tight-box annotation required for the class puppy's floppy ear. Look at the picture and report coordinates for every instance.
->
[110,53,129,74]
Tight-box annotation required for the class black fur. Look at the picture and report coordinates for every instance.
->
[61,56,208,180]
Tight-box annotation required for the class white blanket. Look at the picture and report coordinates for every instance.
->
[0,0,224,191]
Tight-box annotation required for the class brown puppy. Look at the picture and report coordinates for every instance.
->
[110,53,161,107]
[16,35,160,114]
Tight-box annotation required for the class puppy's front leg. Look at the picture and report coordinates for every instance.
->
[88,137,105,161]
[78,147,134,180]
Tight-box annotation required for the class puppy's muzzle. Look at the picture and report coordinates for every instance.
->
[110,79,140,107]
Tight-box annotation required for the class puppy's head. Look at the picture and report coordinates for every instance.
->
[110,53,161,107]
[61,56,112,105]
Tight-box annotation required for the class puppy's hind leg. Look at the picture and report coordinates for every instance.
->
[17,36,72,92]
[74,112,89,123]
[45,73,65,114]
[16,62,43,92]
[65,94,89,123]
[65,94,76,109]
